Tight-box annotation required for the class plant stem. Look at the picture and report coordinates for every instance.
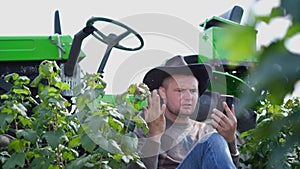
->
[57,145,62,168]
[99,155,102,169]
[14,118,18,131]
[53,109,58,131]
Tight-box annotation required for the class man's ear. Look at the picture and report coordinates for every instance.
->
[159,86,166,100]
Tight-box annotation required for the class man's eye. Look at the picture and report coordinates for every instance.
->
[176,89,183,92]
[191,89,198,93]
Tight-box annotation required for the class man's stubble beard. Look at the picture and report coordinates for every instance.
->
[166,103,196,118]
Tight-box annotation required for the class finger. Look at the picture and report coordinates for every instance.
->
[211,117,223,130]
[211,110,220,120]
[223,102,233,117]
[143,106,152,123]
[159,104,166,120]
[212,108,225,121]
[142,105,149,116]
[143,106,147,112]
[212,108,230,127]
[161,104,166,115]
[211,110,222,125]
[152,90,161,111]
[223,102,235,120]
[231,104,235,116]
[223,102,231,114]
[212,108,222,116]
[211,119,219,128]
[147,92,152,107]
[148,90,158,108]
[150,90,157,105]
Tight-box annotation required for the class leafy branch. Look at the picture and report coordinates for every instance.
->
[0,60,149,169]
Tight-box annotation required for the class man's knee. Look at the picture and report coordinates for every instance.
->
[197,132,228,149]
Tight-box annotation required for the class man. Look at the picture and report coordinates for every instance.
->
[130,55,238,169]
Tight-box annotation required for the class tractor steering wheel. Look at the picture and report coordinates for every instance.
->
[86,17,144,51]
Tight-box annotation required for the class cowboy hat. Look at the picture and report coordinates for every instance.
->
[143,55,212,95]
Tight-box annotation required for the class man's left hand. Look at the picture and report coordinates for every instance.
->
[211,102,237,142]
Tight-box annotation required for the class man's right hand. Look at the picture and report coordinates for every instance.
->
[143,90,166,142]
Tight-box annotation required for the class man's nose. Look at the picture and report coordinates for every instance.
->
[182,90,193,99]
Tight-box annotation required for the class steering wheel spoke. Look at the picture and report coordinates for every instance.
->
[93,29,107,39]
[92,32,106,44]
[117,30,131,41]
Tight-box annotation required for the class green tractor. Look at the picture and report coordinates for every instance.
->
[0,6,256,145]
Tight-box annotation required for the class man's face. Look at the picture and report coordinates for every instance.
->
[159,74,199,117]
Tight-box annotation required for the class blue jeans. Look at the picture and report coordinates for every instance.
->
[177,132,236,169]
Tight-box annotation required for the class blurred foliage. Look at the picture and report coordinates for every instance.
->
[230,0,300,168]
[0,60,149,169]
[240,96,300,168]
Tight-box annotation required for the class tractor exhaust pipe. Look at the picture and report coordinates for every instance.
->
[64,26,95,76]
[54,10,62,35]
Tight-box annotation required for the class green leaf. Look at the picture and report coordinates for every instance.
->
[132,116,149,134]
[30,74,43,88]
[121,132,138,154]
[62,149,77,161]
[284,99,294,108]
[1,106,12,114]
[18,116,32,128]
[16,76,31,85]
[80,134,96,153]
[35,147,56,157]
[134,103,141,111]
[3,152,25,169]
[43,131,59,148]
[107,139,122,154]
[108,116,124,132]
[51,76,62,85]
[218,25,257,63]
[255,7,285,23]
[48,165,60,169]
[0,113,14,131]
[12,88,31,95]
[135,159,146,169]
[43,128,65,148]
[122,155,131,163]
[4,73,19,82]
[113,154,123,160]
[66,154,97,169]
[107,107,124,120]
[69,136,81,148]
[39,60,54,76]
[0,94,9,99]
[240,44,300,106]
[13,103,27,117]
[267,105,281,114]
[127,84,136,94]
[285,23,300,39]
[16,129,37,144]
[30,156,52,169]
[54,81,70,91]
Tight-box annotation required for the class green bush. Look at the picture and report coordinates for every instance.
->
[0,60,149,169]
[240,94,300,168]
